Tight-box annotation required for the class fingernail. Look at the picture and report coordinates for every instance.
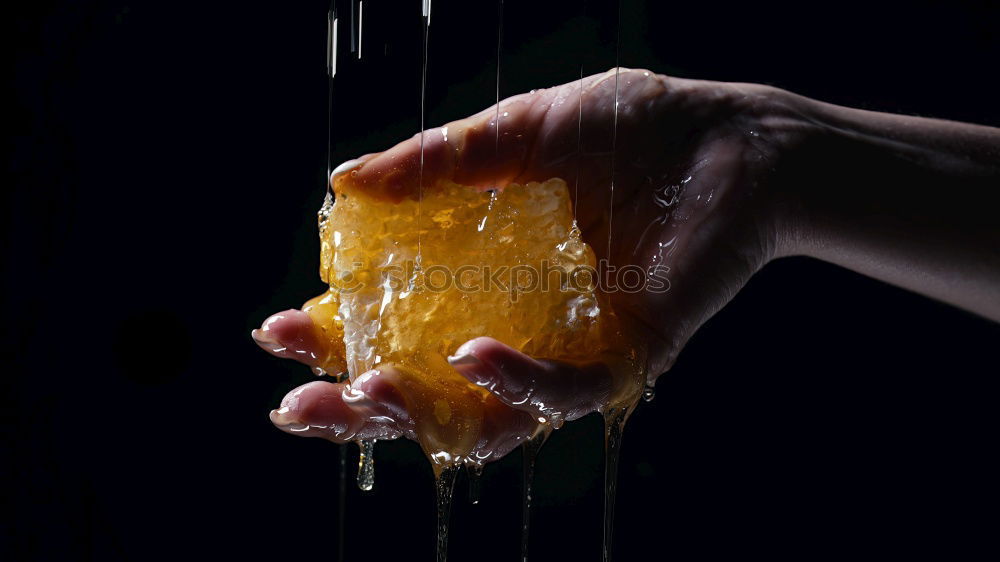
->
[269,407,305,430]
[251,329,285,353]
[450,356,492,387]
[251,328,273,344]
[447,353,481,367]
[331,158,364,178]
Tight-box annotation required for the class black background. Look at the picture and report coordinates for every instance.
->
[7,1,1000,560]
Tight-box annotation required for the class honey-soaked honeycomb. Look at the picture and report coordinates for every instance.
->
[303,173,644,466]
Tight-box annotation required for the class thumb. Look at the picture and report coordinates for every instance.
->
[448,337,612,425]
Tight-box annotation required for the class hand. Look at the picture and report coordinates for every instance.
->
[256,69,798,456]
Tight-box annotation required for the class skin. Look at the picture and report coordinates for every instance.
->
[254,69,1000,458]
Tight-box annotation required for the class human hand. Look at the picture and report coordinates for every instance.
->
[256,69,798,456]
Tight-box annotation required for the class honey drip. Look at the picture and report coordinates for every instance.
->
[521,428,550,561]
[642,382,656,402]
[338,444,347,562]
[356,439,375,491]
[435,464,459,562]
[602,405,630,562]
[307,7,645,558]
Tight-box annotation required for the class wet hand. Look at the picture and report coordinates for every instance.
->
[254,311,603,458]
[257,69,798,451]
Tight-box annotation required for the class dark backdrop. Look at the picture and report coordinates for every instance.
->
[7,1,999,560]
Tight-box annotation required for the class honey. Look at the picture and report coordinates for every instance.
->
[302,171,645,469]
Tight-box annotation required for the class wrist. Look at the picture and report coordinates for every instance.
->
[725,83,829,259]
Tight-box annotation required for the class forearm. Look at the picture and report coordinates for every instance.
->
[775,91,1000,321]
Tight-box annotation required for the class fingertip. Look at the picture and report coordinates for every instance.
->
[254,309,324,365]
[330,153,381,187]
[269,406,298,428]
[271,380,366,441]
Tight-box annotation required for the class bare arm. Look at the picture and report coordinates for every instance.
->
[768,91,1000,320]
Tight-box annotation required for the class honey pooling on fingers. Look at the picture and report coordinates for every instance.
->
[305,170,645,469]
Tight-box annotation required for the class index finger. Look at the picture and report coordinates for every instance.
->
[342,91,543,202]
[343,69,629,201]
[447,337,614,425]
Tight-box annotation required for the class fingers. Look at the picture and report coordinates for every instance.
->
[448,337,612,425]
[254,311,542,456]
[254,317,557,455]
[342,68,668,203]
[269,364,539,461]
[269,368,411,443]
[251,309,327,368]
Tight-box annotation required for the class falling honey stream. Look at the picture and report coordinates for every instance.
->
[602,405,630,562]
[315,2,642,561]
[521,428,550,561]
[435,464,459,562]
[326,5,346,562]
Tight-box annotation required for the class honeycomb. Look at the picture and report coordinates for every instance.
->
[302,171,644,466]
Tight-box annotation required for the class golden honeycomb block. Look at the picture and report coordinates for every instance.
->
[303,172,643,465]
